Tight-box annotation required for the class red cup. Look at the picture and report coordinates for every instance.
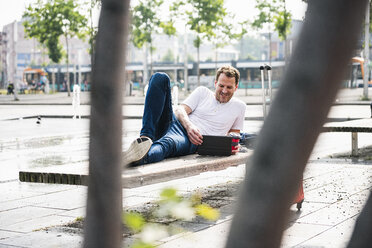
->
[231,138,240,152]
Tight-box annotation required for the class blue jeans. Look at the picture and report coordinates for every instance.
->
[140,72,197,164]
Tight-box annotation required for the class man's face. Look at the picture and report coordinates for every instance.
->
[214,73,238,103]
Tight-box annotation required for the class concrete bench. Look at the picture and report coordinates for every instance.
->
[19,152,251,188]
[322,118,372,156]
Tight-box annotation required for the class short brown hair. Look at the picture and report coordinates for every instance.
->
[215,65,240,85]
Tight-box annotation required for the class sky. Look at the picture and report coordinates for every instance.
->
[0,0,307,31]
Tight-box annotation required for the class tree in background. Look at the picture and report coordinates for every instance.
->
[171,0,227,86]
[273,0,292,61]
[161,49,175,63]
[88,0,101,67]
[130,0,176,84]
[236,35,268,61]
[211,14,249,70]
[252,0,292,64]
[23,0,87,96]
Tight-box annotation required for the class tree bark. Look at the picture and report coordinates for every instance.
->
[83,0,129,247]
[225,1,367,247]
[65,36,71,97]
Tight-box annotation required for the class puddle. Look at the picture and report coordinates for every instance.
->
[29,155,67,167]
[24,137,67,148]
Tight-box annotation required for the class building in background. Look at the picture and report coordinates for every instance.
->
[0,31,7,88]
[1,19,91,92]
[1,18,309,92]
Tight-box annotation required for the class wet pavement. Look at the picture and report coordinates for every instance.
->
[0,88,371,247]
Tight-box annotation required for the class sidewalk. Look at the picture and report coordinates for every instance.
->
[0,88,371,122]
[0,87,372,247]
[0,87,372,105]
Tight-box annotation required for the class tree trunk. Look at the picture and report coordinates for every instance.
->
[150,41,153,75]
[90,0,95,68]
[363,0,370,99]
[65,35,71,97]
[52,71,55,93]
[143,44,148,87]
[83,0,129,247]
[197,45,200,87]
[225,1,367,247]
[183,26,189,92]
[215,44,218,71]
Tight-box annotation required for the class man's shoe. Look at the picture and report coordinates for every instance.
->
[124,137,152,166]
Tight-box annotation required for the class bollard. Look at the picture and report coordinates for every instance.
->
[72,83,81,119]
[259,66,266,119]
[172,84,179,106]
[370,102,372,118]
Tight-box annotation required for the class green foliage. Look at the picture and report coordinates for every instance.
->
[123,212,146,233]
[160,21,177,36]
[274,10,292,41]
[160,187,180,202]
[130,0,176,49]
[195,203,220,221]
[252,0,292,41]
[23,0,88,63]
[172,0,227,49]
[132,242,155,248]
[46,36,63,63]
[123,187,220,248]
[369,1,372,32]
[360,96,371,101]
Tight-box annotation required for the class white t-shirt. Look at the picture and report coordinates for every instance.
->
[182,86,246,136]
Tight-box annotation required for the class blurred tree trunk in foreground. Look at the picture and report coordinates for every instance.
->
[83,0,130,247]
[226,1,368,247]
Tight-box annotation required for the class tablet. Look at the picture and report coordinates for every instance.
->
[197,135,233,156]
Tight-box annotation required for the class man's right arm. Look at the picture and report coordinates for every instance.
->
[174,104,203,145]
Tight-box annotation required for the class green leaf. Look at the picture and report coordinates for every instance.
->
[160,187,179,202]
[195,204,220,221]
[123,212,145,233]
[131,241,156,248]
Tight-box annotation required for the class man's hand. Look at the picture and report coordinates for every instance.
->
[186,123,203,145]
[175,104,203,145]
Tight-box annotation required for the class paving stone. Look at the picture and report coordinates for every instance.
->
[123,195,159,208]
[56,207,86,219]
[157,218,231,248]
[0,187,87,212]
[288,201,328,222]
[0,186,43,203]
[0,228,83,248]
[295,216,358,248]
[296,197,363,226]
[4,214,76,233]
[0,206,65,229]
[0,230,23,240]
[281,222,331,247]
[32,188,87,210]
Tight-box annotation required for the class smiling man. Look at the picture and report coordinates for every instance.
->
[124,65,246,166]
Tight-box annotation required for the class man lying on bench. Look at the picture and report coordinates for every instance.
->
[124,65,246,166]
